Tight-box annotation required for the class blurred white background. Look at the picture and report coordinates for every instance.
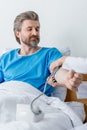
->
[0,0,87,56]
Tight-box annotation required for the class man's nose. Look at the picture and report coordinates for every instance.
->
[32,29,37,35]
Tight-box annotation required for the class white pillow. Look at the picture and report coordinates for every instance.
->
[60,46,71,56]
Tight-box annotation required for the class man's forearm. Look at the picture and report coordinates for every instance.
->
[55,68,83,91]
[55,67,68,87]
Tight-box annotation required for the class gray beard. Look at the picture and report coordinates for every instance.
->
[29,42,39,47]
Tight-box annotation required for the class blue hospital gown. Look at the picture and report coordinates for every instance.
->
[0,47,62,96]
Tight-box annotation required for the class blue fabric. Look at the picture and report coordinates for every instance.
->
[0,47,62,96]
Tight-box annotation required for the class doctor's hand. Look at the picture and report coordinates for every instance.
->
[47,75,58,87]
[55,68,83,91]
[50,56,67,73]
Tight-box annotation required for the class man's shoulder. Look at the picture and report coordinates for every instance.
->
[42,47,58,51]
[0,48,19,59]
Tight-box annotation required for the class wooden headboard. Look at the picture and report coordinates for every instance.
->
[65,74,87,122]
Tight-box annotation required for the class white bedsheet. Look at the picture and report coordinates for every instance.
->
[70,123,87,130]
[0,81,85,130]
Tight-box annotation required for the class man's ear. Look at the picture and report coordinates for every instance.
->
[15,31,20,38]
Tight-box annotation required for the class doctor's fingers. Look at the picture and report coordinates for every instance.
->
[69,73,83,84]
[74,73,83,81]
[69,79,82,88]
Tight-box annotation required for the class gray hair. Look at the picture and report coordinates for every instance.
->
[13,11,39,44]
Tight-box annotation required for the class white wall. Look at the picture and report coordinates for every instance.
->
[0,0,87,56]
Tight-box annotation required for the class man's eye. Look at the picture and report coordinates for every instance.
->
[27,28,32,31]
[36,28,40,32]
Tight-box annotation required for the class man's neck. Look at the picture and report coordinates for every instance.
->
[19,46,41,56]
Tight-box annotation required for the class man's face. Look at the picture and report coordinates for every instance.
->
[16,20,40,47]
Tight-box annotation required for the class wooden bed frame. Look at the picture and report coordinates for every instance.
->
[65,74,87,122]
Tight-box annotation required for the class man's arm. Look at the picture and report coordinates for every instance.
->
[48,56,83,91]
[54,68,83,91]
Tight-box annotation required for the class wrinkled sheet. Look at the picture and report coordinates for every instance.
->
[70,123,87,130]
[0,81,84,130]
[77,82,87,99]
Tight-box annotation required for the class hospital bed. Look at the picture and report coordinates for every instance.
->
[0,48,87,129]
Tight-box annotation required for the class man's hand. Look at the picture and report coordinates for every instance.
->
[55,68,83,91]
